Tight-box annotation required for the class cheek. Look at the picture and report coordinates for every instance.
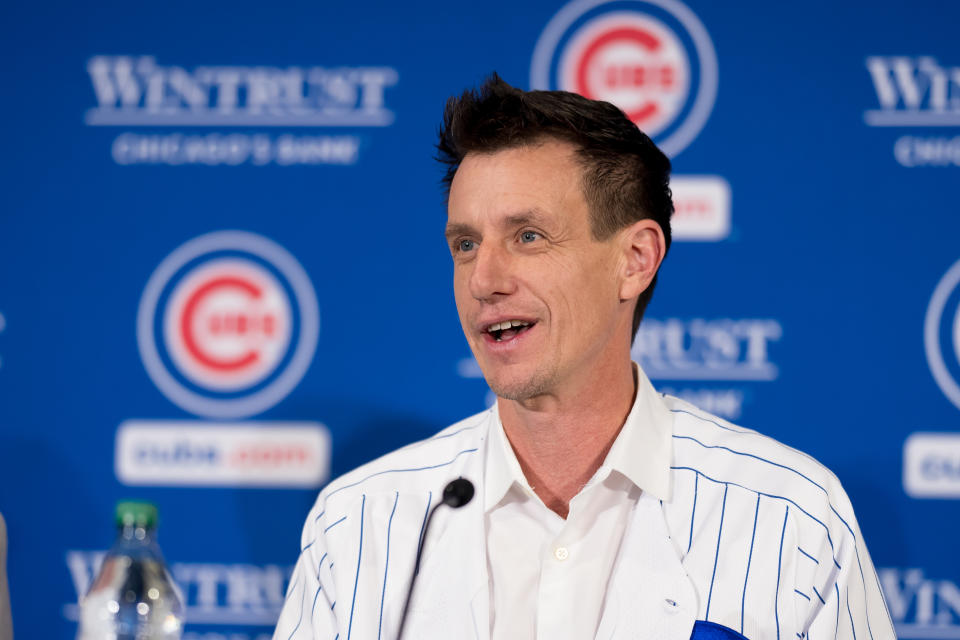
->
[452,271,473,318]
[564,260,621,326]
[541,275,610,328]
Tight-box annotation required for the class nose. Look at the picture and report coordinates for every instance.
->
[469,242,516,301]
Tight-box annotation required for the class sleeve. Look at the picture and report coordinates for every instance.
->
[800,480,896,640]
[273,501,340,640]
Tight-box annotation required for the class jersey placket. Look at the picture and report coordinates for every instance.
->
[535,470,610,640]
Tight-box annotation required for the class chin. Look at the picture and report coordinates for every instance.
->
[483,367,553,402]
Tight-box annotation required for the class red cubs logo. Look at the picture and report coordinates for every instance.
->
[164,259,292,391]
[138,231,319,419]
[532,0,717,157]
[560,13,689,137]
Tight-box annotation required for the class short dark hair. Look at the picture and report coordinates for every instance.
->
[436,73,673,339]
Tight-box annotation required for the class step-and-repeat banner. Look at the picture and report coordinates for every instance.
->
[1,0,958,637]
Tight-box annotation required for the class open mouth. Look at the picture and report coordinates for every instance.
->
[485,320,535,342]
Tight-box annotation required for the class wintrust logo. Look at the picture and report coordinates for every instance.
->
[864,57,960,167]
[458,316,780,420]
[634,317,781,420]
[66,552,292,628]
[86,56,397,165]
[879,568,960,639]
[865,57,960,127]
[632,318,782,381]
[86,56,397,127]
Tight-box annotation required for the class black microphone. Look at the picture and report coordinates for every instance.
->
[396,478,475,640]
[441,477,475,508]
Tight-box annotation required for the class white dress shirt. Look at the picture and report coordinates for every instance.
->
[485,376,673,640]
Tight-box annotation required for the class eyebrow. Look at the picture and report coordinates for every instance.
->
[444,222,476,241]
[444,209,550,240]
[502,211,548,229]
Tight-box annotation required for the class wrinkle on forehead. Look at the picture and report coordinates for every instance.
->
[447,141,588,231]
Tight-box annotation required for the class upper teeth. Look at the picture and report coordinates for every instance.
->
[488,320,530,332]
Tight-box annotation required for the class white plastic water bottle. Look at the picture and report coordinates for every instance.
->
[77,501,185,640]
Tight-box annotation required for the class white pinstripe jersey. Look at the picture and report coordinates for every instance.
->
[273,374,895,640]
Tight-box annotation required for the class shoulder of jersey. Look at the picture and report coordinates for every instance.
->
[316,409,491,507]
[663,394,853,520]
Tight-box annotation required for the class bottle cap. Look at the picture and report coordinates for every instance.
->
[115,501,158,529]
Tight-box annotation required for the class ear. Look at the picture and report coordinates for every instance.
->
[617,219,666,302]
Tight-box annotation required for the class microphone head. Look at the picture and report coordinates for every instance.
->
[442,478,475,508]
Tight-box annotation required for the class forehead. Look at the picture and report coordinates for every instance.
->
[447,140,588,225]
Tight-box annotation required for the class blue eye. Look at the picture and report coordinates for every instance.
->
[458,239,476,252]
[520,231,540,243]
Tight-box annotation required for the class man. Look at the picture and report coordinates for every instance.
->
[273,75,894,640]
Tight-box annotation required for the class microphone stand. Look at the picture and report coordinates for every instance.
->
[396,478,474,640]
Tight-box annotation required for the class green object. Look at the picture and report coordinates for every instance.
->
[114,501,158,529]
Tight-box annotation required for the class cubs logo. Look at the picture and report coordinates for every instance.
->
[137,231,319,418]
[531,0,717,157]
[925,258,960,412]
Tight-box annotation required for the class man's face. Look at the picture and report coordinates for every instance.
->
[445,140,628,401]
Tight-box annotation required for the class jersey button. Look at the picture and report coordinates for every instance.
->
[554,546,569,561]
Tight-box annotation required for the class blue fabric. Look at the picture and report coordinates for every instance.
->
[691,620,750,640]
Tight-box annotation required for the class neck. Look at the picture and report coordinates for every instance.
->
[497,358,637,518]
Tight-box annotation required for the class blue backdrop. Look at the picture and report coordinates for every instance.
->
[1,0,958,638]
